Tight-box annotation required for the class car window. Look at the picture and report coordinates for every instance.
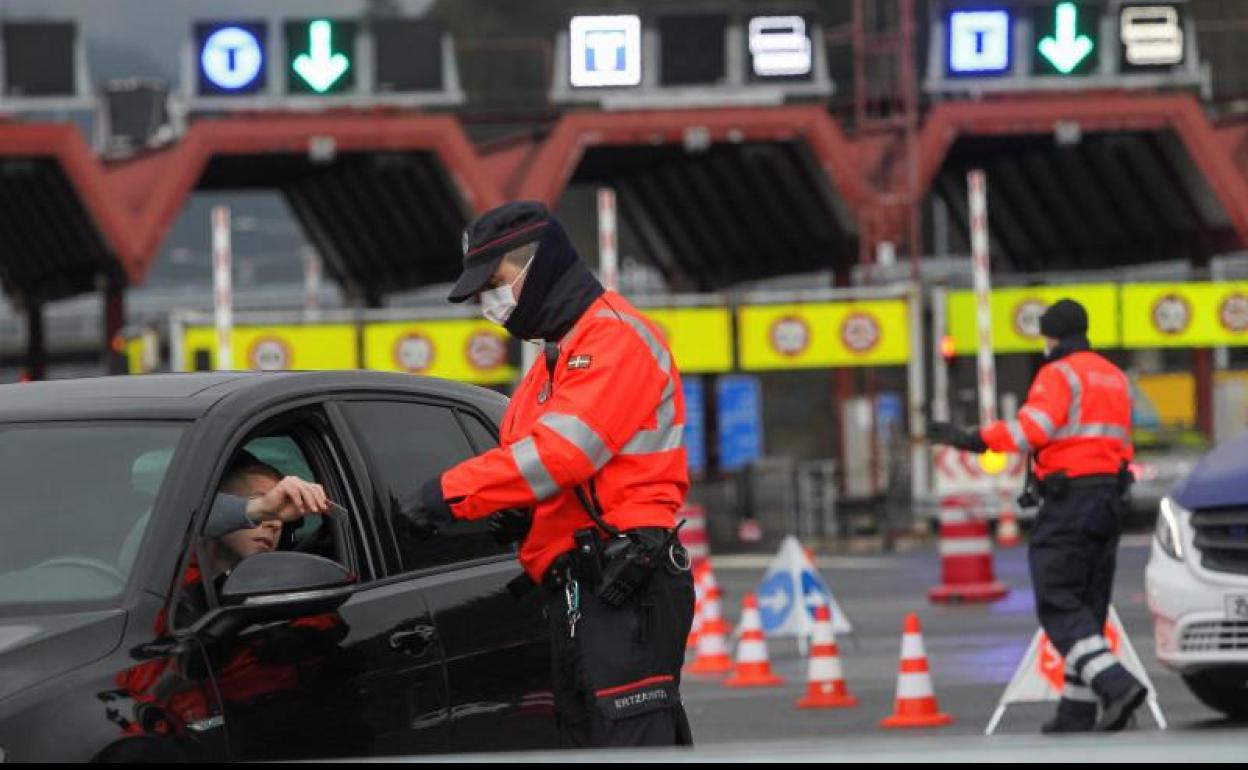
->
[173,421,360,629]
[340,400,511,573]
[0,422,185,613]
[460,410,500,452]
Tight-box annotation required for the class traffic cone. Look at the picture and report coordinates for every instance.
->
[724,594,784,688]
[928,494,1008,603]
[685,567,732,675]
[686,564,707,650]
[880,613,954,728]
[796,602,857,709]
[996,508,1021,548]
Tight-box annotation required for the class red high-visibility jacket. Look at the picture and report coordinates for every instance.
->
[980,350,1133,480]
[441,292,688,582]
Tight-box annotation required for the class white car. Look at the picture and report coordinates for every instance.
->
[1145,439,1248,718]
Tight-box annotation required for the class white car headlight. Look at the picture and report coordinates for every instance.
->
[1155,496,1187,560]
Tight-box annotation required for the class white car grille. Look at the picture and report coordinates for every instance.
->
[1180,620,1248,652]
[1190,508,1248,575]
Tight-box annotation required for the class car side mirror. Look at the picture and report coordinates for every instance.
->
[188,551,356,640]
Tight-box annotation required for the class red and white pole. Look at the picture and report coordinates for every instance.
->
[929,171,1007,603]
[211,206,233,371]
[597,187,619,292]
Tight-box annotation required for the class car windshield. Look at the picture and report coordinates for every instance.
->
[0,422,185,613]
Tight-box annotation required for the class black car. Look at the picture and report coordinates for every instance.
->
[0,372,555,762]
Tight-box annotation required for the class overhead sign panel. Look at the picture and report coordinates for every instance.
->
[1033,1,1101,76]
[947,284,1119,354]
[1119,4,1185,69]
[947,9,1011,75]
[569,14,642,87]
[285,19,356,94]
[738,300,911,370]
[196,22,267,95]
[747,16,814,79]
[374,19,444,92]
[3,21,77,97]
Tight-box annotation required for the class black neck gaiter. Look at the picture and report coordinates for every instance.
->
[503,219,604,341]
[1046,333,1090,362]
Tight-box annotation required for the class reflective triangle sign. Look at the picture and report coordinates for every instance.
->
[755,535,852,638]
[984,606,1166,734]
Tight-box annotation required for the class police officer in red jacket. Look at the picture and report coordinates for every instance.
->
[928,299,1147,733]
[402,202,695,747]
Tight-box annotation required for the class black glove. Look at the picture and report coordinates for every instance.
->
[488,508,533,545]
[926,421,988,453]
[396,477,454,540]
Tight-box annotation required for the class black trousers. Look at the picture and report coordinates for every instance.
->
[545,563,696,748]
[1028,484,1122,657]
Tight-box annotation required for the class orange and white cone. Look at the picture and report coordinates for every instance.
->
[686,565,707,650]
[796,602,857,708]
[880,613,954,728]
[724,594,784,688]
[685,567,732,675]
[996,509,1021,548]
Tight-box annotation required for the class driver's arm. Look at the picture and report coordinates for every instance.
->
[205,494,256,538]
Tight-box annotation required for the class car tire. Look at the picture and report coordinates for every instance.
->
[1181,668,1248,720]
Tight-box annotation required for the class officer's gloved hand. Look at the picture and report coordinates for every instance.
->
[488,508,532,545]
[926,422,988,453]
[396,478,453,541]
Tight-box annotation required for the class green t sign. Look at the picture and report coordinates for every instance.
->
[286,19,356,94]
[1033,2,1101,76]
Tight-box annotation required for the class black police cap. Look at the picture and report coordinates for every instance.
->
[1039,298,1089,339]
[448,201,550,303]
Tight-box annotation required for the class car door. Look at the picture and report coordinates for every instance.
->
[331,396,556,754]
[178,404,449,761]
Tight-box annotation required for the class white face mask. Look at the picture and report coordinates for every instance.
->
[479,255,534,326]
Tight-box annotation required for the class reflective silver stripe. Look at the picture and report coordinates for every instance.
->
[597,308,683,456]
[1062,682,1098,703]
[538,412,612,470]
[1053,422,1130,442]
[1019,405,1055,439]
[1054,361,1082,431]
[596,310,671,374]
[1005,420,1031,452]
[510,437,559,500]
[1067,635,1108,670]
[1079,650,1118,683]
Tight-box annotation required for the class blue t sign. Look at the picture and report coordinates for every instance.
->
[196,21,267,95]
[948,10,1011,75]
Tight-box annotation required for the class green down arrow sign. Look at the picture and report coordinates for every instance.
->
[292,20,350,93]
[1038,2,1094,75]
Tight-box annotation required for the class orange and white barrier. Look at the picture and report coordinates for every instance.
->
[996,508,1021,548]
[796,602,857,709]
[685,566,732,675]
[880,613,954,729]
[678,503,711,573]
[724,593,784,688]
[928,495,1008,603]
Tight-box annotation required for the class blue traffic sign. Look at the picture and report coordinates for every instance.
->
[947,9,1011,75]
[717,375,762,472]
[196,22,267,95]
[681,377,706,477]
[757,570,796,633]
[799,569,832,620]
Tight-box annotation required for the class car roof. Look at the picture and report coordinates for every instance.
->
[0,371,508,422]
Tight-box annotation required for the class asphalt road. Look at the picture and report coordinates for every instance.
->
[680,535,1244,744]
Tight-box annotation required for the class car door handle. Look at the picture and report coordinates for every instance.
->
[389,624,438,655]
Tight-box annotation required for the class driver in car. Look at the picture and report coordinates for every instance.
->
[206,452,330,538]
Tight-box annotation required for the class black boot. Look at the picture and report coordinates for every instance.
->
[1095,681,1148,732]
[1040,698,1096,734]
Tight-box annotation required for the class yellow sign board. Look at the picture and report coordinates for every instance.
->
[182,324,358,371]
[948,284,1119,354]
[363,319,515,385]
[738,300,910,370]
[640,307,733,374]
[1121,282,1248,348]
